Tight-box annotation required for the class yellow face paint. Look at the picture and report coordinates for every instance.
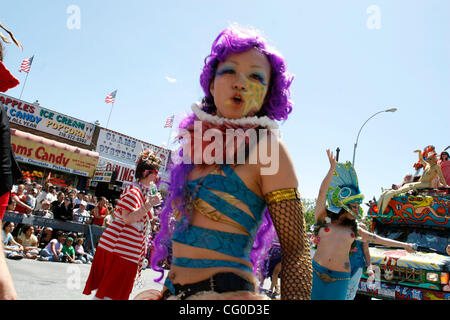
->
[218,67,269,117]
[240,78,267,117]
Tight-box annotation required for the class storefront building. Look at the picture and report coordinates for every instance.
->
[93,128,171,195]
[2,93,171,194]
[0,93,97,148]
[1,93,99,190]
[10,128,99,190]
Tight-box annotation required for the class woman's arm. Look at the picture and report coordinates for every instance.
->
[314,149,337,223]
[9,237,23,251]
[358,226,415,252]
[362,241,371,265]
[67,251,75,263]
[435,165,449,187]
[121,195,161,225]
[260,136,312,300]
[15,236,23,245]
[31,236,38,248]
[93,206,99,218]
[361,240,375,277]
[50,241,60,260]
[11,195,32,213]
[414,150,426,167]
[357,223,373,268]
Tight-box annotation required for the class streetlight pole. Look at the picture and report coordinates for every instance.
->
[352,108,397,167]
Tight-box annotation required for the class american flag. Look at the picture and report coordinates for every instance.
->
[164,115,174,128]
[105,90,117,104]
[19,55,34,73]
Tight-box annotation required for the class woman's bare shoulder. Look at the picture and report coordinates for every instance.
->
[256,134,298,194]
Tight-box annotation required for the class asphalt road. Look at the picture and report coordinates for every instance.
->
[6,258,275,300]
[5,257,167,300]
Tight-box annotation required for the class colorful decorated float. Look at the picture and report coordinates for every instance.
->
[358,146,450,300]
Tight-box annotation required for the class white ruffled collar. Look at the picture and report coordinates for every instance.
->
[191,102,279,130]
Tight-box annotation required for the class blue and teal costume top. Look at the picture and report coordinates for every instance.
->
[164,164,267,294]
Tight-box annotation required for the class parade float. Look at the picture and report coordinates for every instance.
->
[358,146,450,300]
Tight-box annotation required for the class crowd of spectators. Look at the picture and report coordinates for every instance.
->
[2,221,93,264]
[7,179,115,226]
[1,179,116,264]
[2,179,164,267]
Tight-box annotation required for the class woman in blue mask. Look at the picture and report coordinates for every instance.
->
[311,150,365,300]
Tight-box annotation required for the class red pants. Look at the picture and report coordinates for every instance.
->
[0,192,9,221]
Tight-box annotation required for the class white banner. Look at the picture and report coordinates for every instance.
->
[96,157,136,183]
[0,93,95,145]
[97,157,170,191]
[96,128,171,172]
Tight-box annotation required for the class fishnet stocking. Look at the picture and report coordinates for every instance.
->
[267,198,312,300]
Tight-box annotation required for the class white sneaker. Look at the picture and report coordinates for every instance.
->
[37,256,49,261]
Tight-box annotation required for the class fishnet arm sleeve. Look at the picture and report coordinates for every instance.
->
[266,191,312,300]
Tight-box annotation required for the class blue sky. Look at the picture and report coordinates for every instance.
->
[2,1,449,206]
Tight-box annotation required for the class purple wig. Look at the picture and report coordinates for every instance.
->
[200,25,294,121]
[151,25,293,282]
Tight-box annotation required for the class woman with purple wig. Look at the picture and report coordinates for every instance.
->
[138,25,312,300]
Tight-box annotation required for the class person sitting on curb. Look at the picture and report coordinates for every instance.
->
[37,227,53,249]
[37,231,65,262]
[61,237,82,264]
[2,222,24,260]
[16,225,39,259]
[74,238,93,264]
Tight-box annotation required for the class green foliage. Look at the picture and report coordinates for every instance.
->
[301,198,316,231]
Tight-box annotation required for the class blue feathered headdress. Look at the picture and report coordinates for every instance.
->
[326,161,364,219]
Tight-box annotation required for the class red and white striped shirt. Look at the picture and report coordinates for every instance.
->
[97,184,152,264]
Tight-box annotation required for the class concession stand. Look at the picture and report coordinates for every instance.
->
[10,128,99,190]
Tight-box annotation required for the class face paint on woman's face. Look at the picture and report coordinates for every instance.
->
[211,49,271,119]
[223,73,268,117]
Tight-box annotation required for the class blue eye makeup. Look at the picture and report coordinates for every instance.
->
[250,73,267,86]
[216,66,267,86]
[216,66,235,76]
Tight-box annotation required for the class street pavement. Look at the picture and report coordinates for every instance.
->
[6,258,275,300]
[5,258,167,300]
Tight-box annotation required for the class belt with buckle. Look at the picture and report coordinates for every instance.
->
[161,272,255,300]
